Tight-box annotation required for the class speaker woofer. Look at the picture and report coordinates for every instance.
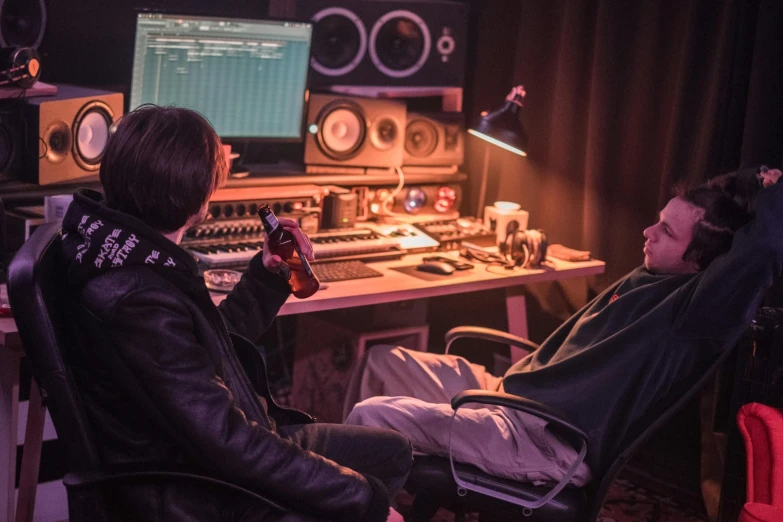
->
[405,118,439,158]
[369,10,431,78]
[316,101,366,160]
[0,0,46,48]
[310,7,367,77]
[72,100,113,170]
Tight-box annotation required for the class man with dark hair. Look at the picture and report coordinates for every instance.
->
[59,105,411,522]
[345,167,783,487]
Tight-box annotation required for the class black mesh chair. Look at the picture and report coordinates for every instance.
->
[403,319,771,522]
[7,222,292,521]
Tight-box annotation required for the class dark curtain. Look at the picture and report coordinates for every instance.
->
[471,0,760,289]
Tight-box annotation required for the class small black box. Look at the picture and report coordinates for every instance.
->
[322,192,358,229]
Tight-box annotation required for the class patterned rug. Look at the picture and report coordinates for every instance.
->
[396,477,709,522]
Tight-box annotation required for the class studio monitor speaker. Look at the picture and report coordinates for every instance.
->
[298,0,468,88]
[22,84,123,185]
[0,0,46,49]
[305,93,406,169]
[403,112,464,167]
[0,107,23,180]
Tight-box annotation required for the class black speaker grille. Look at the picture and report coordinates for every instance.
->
[0,0,47,48]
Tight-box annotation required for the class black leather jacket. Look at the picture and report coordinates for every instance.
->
[59,190,388,521]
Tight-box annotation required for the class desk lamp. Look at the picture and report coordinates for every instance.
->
[468,85,529,217]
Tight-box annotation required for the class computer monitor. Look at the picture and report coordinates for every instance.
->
[130,13,312,141]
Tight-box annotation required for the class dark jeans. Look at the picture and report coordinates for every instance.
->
[279,422,413,497]
[237,422,412,521]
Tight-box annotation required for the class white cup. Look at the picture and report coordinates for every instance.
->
[44,194,74,223]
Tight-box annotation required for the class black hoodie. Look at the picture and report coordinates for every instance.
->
[503,181,783,473]
[59,189,391,522]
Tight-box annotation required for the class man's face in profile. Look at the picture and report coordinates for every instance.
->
[642,197,703,274]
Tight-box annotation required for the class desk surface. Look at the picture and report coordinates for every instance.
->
[213,252,605,315]
[0,253,605,353]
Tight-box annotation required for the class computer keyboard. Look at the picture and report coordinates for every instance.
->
[312,260,384,283]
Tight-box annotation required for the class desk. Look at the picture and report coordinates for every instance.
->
[214,253,604,341]
[1,253,604,522]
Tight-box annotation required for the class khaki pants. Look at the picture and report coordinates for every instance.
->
[344,345,592,486]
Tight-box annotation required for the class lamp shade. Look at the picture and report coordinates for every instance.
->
[468,85,528,156]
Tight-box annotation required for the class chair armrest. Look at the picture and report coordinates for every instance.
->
[740,503,783,522]
[64,470,287,512]
[451,390,588,442]
[447,390,589,511]
[444,326,540,355]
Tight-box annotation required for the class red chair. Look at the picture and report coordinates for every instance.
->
[737,403,783,522]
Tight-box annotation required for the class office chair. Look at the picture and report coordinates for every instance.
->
[737,403,783,522]
[403,318,772,522]
[7,222,292,521]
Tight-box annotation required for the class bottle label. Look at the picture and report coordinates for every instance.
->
[262,212,280,232]
[295,245,314,277]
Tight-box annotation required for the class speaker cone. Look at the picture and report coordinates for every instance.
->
[405,119,438,158]
[0,0,46,48]
[310,7,367,77]
[72,100,113,170]
[369,10,431,78]
[317,101,366,160]
[0,121,15,173]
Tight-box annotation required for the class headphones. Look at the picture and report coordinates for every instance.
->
[459,224,549,269]
[500,227,548,268]
[0,0,47,90]
[0,46,41,88]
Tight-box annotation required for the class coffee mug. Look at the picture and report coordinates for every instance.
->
[44,194,74,223]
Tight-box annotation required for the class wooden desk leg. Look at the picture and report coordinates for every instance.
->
[505,286,530,364]
[0,349,21,522]
[16,379,44,522]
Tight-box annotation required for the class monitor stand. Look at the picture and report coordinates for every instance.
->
[231,160,305,179]
[228,142,306,178]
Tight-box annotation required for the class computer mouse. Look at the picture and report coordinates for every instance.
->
[416,261,456,275]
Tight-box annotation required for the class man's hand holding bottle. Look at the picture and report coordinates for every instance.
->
[259,206,320,299]
[262,217,315,273]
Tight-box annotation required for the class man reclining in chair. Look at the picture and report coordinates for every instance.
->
[58,105,411,521]
[345,166,783,488]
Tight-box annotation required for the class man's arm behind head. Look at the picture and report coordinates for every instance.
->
[704,166,765,215]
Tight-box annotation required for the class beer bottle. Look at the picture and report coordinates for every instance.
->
[258,205,319,299]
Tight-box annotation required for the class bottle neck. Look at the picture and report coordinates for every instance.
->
[260,210,281,235]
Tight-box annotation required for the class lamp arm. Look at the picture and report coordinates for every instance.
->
[476,145,491,219]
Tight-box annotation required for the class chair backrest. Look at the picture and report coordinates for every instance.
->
[584,308,783,521]
[7,222,102,472]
